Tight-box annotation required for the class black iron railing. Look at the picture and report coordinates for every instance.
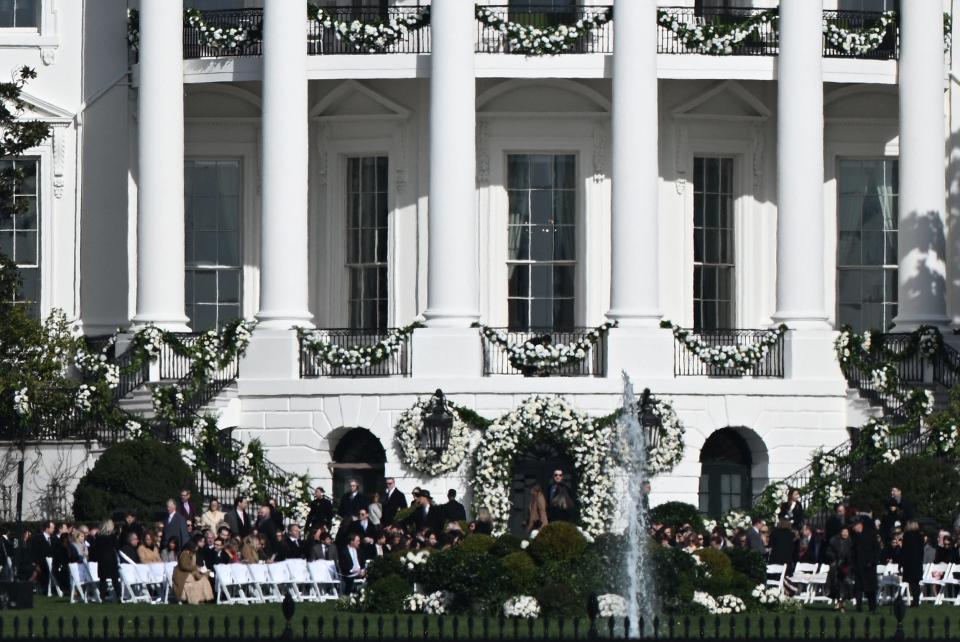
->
[0,403,122,445]
[113,344,150,402]
[476,5,613,54]
[308,6,431,55]
[657,7,779,56]
[822,10,898,60]
[481,328,606,377]
[673,329,785,378]
[157,334,201,381]
[299,329,412,378]
[183,9,264,59]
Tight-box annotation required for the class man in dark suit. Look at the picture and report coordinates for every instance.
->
[118,511,143,550]
[161,499,190,550]
[276,524,305,561]
[825,503,847,544]
[306,487,334,531]
[339,479,367,520]
[746,517,766,553]
[547,469,575,522]
[413,490,444,533]
[350,508,379,559]
[382,478,407,525]
[225,497,251,537]
[29,521,55,587]
[177,489,197,524]
[442,489,466,523]
[890,486,914,521]
[255,503,279,557]
[337,533,367,594]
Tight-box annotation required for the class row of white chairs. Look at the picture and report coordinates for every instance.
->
[214,559,341,604]
[768,562,960,606]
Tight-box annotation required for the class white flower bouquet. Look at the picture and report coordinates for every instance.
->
[503,595,540,619]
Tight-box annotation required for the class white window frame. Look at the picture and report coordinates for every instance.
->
[691,154,737,331]
[344,154,390,331]
[0,0,59,55]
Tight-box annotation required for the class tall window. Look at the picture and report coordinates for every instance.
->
[184,159,242,331]
[837,159,899,332]
[347,156,388,330]
[0,159,39,318]
[693,156,735,330]
[699,428,752,518]
[0,0,38,28]
[507,154,576,330]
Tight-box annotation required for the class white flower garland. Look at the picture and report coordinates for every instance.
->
[663,321,787,373]
[477,321,615,370]
[656,9,777,56]
[721,509,752,536]
[299,323,420,371]
[185,9,258,52]
[308,5,430,53]
[403,591,450,615]
[394,398,475,477]
[472,395,618,537]
[823,11,895,55]
[503,595,541,619]
[475,6,611,56]
[693,592,746,615]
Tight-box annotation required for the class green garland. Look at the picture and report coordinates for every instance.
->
[475,6,612,56]
[657,9,777,56]
[661,321,787,374]
[298,322,422,371]
[308,4,430,53]
[475,321,615,372]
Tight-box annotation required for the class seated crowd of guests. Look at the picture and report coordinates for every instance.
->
[19,480,486,604]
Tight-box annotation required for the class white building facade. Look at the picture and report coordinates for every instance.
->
[1,0,957,522]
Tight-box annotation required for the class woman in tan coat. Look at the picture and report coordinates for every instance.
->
[137,530,163,564]
[526,485,549,533]
[171,542,213,604]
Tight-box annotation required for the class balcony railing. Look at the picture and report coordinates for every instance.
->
[183,9,263,59]
[476,5,613,54]
[822,10,898,60]
[673,328,785,378]
[658,7,780,56]
[299,329,412,378]
[481,328,607,377]
[308,6,431,55]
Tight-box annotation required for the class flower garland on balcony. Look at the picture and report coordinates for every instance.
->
[307,4,431,54]
[661,321,787,373]
[474,321,616,371]
[475,6,612,56]
[822,11,895,56]
[656,8,777,56]
[394,397,477,477]
[298,322,422,371]
[184,8,260,52]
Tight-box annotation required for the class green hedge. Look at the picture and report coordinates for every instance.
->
[649,501,705,533]
[528,522,587,563]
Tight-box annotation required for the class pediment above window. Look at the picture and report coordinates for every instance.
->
[671,80,770,122]
[310,80,410,120]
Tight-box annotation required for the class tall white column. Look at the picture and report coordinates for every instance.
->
[243,0,312,379]
[606,0,660,326]
[422,0,478,327]
[256,0,312,329]
[772,0,828,330]
[894,1,949,330]
[411,0,481,377]
[132,0,189,331]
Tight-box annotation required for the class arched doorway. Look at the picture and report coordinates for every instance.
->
[509,442,576,535]
[330,428,386,505]
[698,428,753,518]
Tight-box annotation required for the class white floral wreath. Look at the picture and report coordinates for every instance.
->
[394,398,475,477]
[477,321,615,370]
[472,395,618,537]
[639,396,686,476]
[663,321,787,373]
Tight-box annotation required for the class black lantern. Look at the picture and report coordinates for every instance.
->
[421,389,453,456]
[638,387,662,450]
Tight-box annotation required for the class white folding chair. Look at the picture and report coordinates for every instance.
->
[267,560,299,600]
[877,563,908,606]
[118,564,152,604]
[766,564,787,592]
[919,563,951,605]
[69,562,100,604]
[161,561,177,603]
[789,562,817,602]
[805,564,832,604]
[941,564,960,605]
[45,556,63,597]
[307,560,340,602]
[247,563,282,603]
[284,558,319,602]
[214,564,250,605]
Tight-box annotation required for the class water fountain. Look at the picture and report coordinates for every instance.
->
[619,372,656,630]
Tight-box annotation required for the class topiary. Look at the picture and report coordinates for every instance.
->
[500,551,537,594]
[489,533,523,557]
[693,548,734,585]
[725,548,766,584]
[457,533,496,555]
[650,543,704,613]
[536,582,586,616]
[421,547,507,613]
[528,522,587,563]
[73,440,195,521]
[366,554,405,584]
[649,501,705,533]
[849,455,960,527]
[364,574,411,613]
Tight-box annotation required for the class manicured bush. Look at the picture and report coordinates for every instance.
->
[421,548,507,613]
[649,501,705,533]
[366,554,406,584]
[849,455,960,527]
[457,533,496,555]
[536,582,585,617]
[725,547,766,584]
[489,533,523,557]
[500,551,537,594]
[364,574,411,613]
[693,548,733,584]
[650,543,704,612]
[73,440,195,521]
[528,522,587,563]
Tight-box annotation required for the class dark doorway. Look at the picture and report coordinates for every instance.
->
[331,428,386,506]
[698,428,753,518]
[509,441,576,535]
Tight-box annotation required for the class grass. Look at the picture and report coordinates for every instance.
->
[0,597,955,639]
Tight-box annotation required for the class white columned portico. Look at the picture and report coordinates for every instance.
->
[772,0,839,379]
[605,0,672,378]
[412,0,481,377]
[132,0,189,331]
[244,0,313,379]
[894,0,949,330]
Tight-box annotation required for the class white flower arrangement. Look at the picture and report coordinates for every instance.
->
[934,424,959,454]
[13,387,29,416]
[693,592,745,615]
[299,323,420,371]
[503,595,540,619]
[752,584,790,607]
[657,9,776,56]
[918,326,942,358]
[826,481,845,506]
[124,419,144,440]
[403,591,450,615]
[401,550,430,571]
[472,395,618,537]
[823,11,895,56]
[631,395,686,476]
[476,321,616,371]
[597,594,628,618]
[813,449,839,477]
[75,384,95,412]
[185,9,257,53]
[394,398,474,476]
[881,448,901,464]
[663,321,787,373]
[702,518,718,534]
[309,5,430,54]
[870,365,895,393]
[475,6,611,56]
[721,510,752,536]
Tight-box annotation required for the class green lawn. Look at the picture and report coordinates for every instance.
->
[0,597,953,639]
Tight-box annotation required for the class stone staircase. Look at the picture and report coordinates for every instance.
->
[118,380,239,425]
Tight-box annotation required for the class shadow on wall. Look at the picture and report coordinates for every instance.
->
[898,208,947,319]
[947,127,960,324]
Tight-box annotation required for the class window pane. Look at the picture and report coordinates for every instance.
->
[14,0,37,27]
[530,155,553,189]
[508,264,529,298]
[508,191,529,226]
[693,156,735,331]
[346,155,389,330]
[507,156,529,189]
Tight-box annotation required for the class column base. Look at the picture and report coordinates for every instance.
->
[241,327,302,380]
[421,309,480,328]
[782,329,844,381]
[129,315,191,333]
[605,308,663,329]
[892,314,951,333]
[411,327,482,378]
[604,326,674,381]
[254,310,314,331]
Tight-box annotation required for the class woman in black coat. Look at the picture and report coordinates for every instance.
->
[826,526,854,611]
[900,522,925,607]
[852,517,881,613]
[769,520,798,568]
[93,520,119,600]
